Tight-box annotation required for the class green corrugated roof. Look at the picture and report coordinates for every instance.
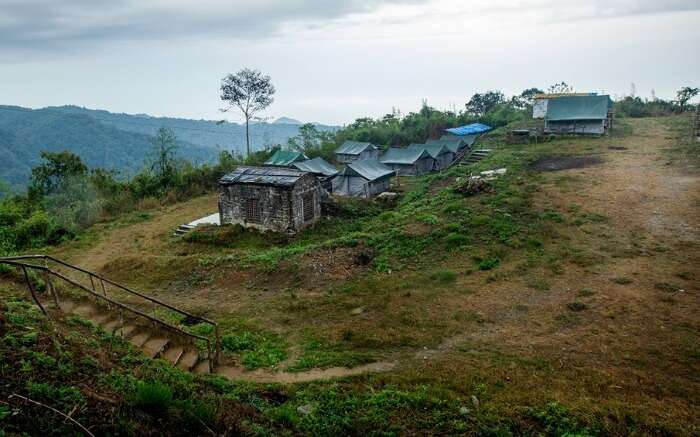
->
[264,150,308,166]
[292,157,339,177]
[340,159,394,181]
[407,143,451,159]
[335,140,377,155]
[546,95,612,121]
[380,147,432,165]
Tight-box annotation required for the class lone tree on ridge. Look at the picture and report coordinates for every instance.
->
[220,68,276,156]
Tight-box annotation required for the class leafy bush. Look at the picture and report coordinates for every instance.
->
[429,269,458,284]
[134,381,174,414]
[478,258,500,271]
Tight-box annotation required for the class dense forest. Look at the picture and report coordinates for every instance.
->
[0,105,337,190]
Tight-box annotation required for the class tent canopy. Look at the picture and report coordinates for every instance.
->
[340,159,394,181]
[292,157,339,177]
[264,150,308,166]
[407,143,451,159]
[546,95,612,121]
[381,147,432,165]
[335,140,377,155]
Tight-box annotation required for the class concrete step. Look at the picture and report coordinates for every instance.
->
[143,337,170,359]
[73,305,97,318]
[58,300,76,313]
[161,346,185,365]
[193,359,212,374]
[129,331,151,348]
[87,312,113,326]
[103,319,122,333]
[177,350,199,371]
[116,324,138,338]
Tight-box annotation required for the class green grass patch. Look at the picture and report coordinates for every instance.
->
[221,329,287,369]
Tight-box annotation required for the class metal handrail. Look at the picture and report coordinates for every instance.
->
[0,255,221,369]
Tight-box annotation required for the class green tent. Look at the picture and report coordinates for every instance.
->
[292,157,339,177]
[381,147,431,164]
[264,150,308,167]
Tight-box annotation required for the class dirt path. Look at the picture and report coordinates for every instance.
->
[56,194,218,272]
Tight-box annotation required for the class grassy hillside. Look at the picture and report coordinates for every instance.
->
[1,116,698,435]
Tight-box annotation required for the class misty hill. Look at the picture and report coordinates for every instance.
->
[0,105,338,190]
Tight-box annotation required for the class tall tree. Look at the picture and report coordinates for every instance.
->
[220,69,276,156]
[30,151,88,197]
[465,91,505,116]
[676,86,699,109]
[150,127,179,187]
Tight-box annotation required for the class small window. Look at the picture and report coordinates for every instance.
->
[246,198,260,223]
[303,193,314,222]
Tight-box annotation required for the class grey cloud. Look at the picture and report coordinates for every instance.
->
[478,0,700,22]
[0,0,426,52]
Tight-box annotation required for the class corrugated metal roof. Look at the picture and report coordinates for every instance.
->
[292,157,339,177]
[545,95,612,121]
[340,159,394,181]
[335,140,377,155]
[380,147,432,165]
[220,166,306,187]
[264,150,308,166]
[445,123,492,136]
[407,143,451,159]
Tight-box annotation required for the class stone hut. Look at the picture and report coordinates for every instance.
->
[380,147,433,176]
[218,166,321,233]
[335,140,380,163]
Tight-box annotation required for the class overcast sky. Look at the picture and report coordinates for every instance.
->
[1,0,699,125]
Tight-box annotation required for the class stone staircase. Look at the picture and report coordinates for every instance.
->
[173,224,196,237]
[57,297,213,374]
[460,149,492,165]
[1,255,219,375]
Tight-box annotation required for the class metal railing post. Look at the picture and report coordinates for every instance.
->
[99,278,110,309]
[21,265,47,317]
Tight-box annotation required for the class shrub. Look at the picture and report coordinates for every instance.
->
[478,258,500,271]
[429,269,457,284]
[444,233,470,248]
[134,381,174,414]
[567,302,587,312]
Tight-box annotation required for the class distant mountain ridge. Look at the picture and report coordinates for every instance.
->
[0,105,339,190]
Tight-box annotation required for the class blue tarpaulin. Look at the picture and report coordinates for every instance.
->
[445,123,492,136]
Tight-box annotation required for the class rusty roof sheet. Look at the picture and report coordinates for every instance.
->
[220,166,306,187]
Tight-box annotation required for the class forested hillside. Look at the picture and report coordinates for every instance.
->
[0,105,337,190]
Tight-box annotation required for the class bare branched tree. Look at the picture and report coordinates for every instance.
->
[220,69,276,156]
